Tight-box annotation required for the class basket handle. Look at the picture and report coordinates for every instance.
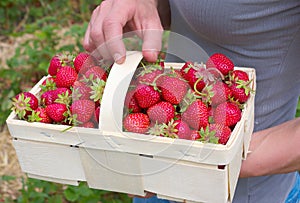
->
[99,51,143,134]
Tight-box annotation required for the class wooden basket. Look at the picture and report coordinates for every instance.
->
[6,51,256,203]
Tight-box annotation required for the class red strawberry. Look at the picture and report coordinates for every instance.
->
[136,63,164,84]
[229,83,250,103]
[124,90,141,113]
[190,130,201,140]
[206,53,234,76]
[230,70,249,82]
[72,81,92,100]
[71,100,95,124]
[123,113,150,134]
[55,66,78,88]
[180,62,206,92]
[73,52,96,74]
[147,101,175,124]
[48,53,74,76]
[94,106,100,124]
[84,65,108,81]
[11,92,39,119]
[209,123,232,145]
[134,84,161,108]
[45,103,68,123]
[173,120,192,140]
[41,88,71,106]
[156,75,188,105]
[79,121,96,128]
[210,81,232,106]
[28,107,52,123]
[213,102,242,127]
[182,99,209,130]
[40,77,56,93]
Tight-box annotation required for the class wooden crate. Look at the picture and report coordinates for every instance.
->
[79,51,256,202]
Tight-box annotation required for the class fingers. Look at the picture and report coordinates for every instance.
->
[83,0,163,64]
[142,28,163,63]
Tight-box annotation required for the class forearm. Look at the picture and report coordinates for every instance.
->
[240,117,300,178]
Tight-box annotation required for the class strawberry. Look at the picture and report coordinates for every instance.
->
[28,107,52,123]
[136,62,164,84]
[182,99,209,130]
[89,78,106,103]
[229,70,249,82]
[123,113,150,134]
[94,106,100,124]
[73,52,96,74]
[210,81,232,106]
[206,53,234,76]
[229,82,250,103]
[84,65,108,81]
[79,121,96,128]
[124,89,141,113]
[55,66,78,88]
[148,122,165,137]
[134,84,161,108]
[48,52,74,76]
[190,130,201,140]
[40,77,56,93]
[213,102,242,127]
[156,75,188,105]
[227,70,252,103]
[72,81,92,101]
[11,92,39,119]
[180,62,206,92]
[147,101,175,124]
[173,120,192,140]
[209,123,232,145]
[45,103,68,123]
[41,87,71,106]
[70,100,95,124]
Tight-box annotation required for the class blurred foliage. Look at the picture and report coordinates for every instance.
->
[0,176,132,203]
[0,0,101,36]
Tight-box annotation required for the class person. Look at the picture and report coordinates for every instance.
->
[83,0,300,202]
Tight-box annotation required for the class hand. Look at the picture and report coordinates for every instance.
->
[83,0,163,64]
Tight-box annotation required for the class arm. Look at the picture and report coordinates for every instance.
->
[240,117,300,178]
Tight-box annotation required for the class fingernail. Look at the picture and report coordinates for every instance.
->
[114,53,125,64]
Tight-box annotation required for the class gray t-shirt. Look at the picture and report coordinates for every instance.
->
[166,0,300,202]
